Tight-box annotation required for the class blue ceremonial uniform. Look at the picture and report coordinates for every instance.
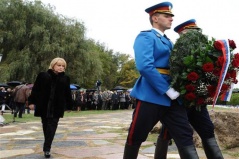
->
[123,2,200,158]
[124,29,196,157]
[130,29,173,106]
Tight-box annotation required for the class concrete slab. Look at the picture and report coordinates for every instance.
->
[0,110,236,159]
[0,149,34,158]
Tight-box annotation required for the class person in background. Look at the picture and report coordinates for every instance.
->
[28,57,72,158]
[0,87,7,114]
[119,91,126,109]
[76,90,84,111]
[92,91,98,110]
[82,91,87,110]
[97,91,103,110]
[71,90,77,111]
[101,90,109,110]
[86,91,93,110]
[13,83,30,118]
[125,91,131,109]
[7,88,15,114]
[111,91,119,110]
[155,19,224,159]
[123,2,199,159]
[24,89,31,114]
[0,109,5,126]
[106,90,112,110]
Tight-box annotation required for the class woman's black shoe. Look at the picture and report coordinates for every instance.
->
[44,151,51,158]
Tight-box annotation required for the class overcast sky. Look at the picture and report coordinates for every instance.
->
[40,0,239,88]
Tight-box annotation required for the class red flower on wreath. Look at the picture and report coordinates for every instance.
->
[234,53,239,60]
[224,72,230,79]
[213,41,222,50]
[185,92,196,101]
[207,85,216,97]
[229,70,237,79]
[228,70,238,83]
[234,79,238,84]
[170,30,239,108]
[213,68,221,76]
[221,84,230,91]
[202,63,214,72]
[228,39,237,49]
[196,98,205,105]
[187,72,199,81]
[185,84,196,92]
[232,58,239,67]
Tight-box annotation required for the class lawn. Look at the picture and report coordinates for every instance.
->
[2,110,124,124]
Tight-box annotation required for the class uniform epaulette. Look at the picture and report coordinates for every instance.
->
[141,30,151,32]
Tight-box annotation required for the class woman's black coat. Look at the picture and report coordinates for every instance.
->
[28,69,72,118]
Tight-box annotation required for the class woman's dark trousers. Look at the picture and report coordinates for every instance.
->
[41,117,59,152]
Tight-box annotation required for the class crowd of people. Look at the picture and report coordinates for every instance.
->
[71,90,135,111]
[0,84,135,127]
[0,84,31,117]
[0,85,135,118]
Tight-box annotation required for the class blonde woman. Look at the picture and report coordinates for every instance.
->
[28,57,72,158]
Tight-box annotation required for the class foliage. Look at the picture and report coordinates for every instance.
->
[119,59,139,88]
[170,29,239,108]
[0,0,87,81]
[217,92,239,106]
[0,0,138,90]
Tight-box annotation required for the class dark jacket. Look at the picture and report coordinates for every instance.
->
[28,69,72,118]
[13,85,30,104]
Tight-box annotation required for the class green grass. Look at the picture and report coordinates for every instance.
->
[217,93,239,106]
[2,104,234,124]
[3,113,38,123]
[4,99,239,123]
[2,110,125,124]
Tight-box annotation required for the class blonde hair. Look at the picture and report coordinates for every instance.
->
[49,57,67,70]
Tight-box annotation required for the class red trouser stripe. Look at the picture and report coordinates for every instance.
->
[128,100,141,145]
[163,128,169,140]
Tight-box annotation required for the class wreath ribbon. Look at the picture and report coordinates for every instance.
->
[213,40,230,107]
[220,84,233,101]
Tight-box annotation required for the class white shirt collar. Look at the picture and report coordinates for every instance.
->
[152,28,164,36]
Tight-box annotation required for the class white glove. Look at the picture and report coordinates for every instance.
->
[166,88,180,100]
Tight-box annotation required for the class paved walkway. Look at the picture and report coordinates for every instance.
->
[0,110,218,159]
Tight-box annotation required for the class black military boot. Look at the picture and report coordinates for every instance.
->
[202,137,224,159]
[154,137,169,159]
[178,145,199,159]
[123,144,140,159]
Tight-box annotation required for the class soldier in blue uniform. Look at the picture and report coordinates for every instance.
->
[123,2,199,159]
[154,20,224,159]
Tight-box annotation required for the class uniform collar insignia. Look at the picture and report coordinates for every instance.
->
[156,33,161,37]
